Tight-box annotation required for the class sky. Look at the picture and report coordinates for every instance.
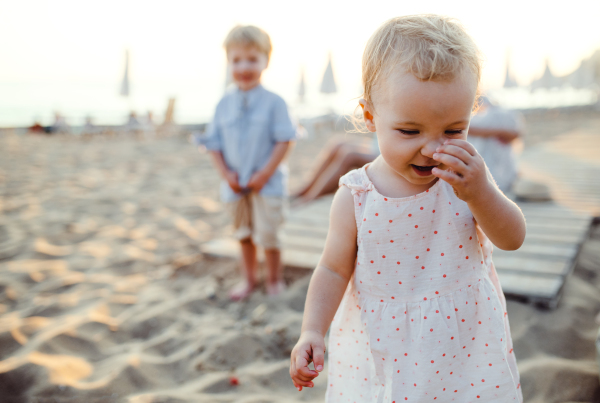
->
[1,0,599,126]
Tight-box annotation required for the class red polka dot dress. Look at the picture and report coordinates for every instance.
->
[326,165,522,402]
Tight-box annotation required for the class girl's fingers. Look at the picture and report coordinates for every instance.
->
[297,366,318,380]
[312,344,325,372]
[293,379,315,388]
[290,362,314,389]
[294,351,318,380]
[436,144,473,164]
[433,153,467,173]
[432,167,460,185]
[444,138,477,156]
[295,352,310,371]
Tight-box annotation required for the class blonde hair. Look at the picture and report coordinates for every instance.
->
[223,25,272,61]
[362,15,482,108]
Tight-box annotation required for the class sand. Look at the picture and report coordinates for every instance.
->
[1,112,599,402]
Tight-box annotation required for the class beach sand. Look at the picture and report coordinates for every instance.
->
[0,112,599,402]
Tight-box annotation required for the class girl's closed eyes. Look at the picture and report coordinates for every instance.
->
[396,129,465,136]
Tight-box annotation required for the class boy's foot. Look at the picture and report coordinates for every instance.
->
[266,280,286,297]
[229,281,255,301]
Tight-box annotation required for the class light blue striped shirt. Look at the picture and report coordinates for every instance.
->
[201,85,297,202]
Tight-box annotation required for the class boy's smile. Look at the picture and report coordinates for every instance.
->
[227,45,268,91]
[361,68,477,196]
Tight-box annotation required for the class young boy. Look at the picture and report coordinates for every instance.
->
[202,25,296,300]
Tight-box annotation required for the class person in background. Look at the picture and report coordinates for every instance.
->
[199,25,297,300]
[82,115,97,135]
[291,134,379,205]
[47,112,70,134]
[125,111,141,132]
[468,96,524,193]
[28,120,45,133]
[141,111,156,137]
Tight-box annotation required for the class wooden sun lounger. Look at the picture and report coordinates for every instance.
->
[201,129,599,309]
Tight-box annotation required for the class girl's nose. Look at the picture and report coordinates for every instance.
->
[421,140,443,159]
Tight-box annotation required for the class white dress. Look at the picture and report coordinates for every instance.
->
[326,165,522,403]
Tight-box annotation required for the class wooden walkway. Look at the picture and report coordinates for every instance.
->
[202,129,600,308]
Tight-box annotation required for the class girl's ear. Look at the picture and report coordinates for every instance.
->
[359,99,377,132]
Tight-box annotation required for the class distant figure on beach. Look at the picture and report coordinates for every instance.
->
[199,25,297,300]
[82,115,97,135]
[293,98,523,204]
[48,112,70,134]
[28,121,45,134]
[290,15,524,402]
[125,111,142,132]
[468,96,524,193]
[141,111,156,137]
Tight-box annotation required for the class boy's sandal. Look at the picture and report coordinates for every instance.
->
[229,281,255,301]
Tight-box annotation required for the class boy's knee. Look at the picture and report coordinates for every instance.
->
[255,231,281,250]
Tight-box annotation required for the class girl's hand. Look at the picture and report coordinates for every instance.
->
[289,330,325,391]
[431,139,495,202]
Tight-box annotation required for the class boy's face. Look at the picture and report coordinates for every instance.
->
[227,45,268,91]
[362,68,477,186]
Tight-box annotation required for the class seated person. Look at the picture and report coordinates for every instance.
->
[468,96,524,193]
[292,134,379,204]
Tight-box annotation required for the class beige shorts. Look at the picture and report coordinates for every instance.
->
[227,194,285,249]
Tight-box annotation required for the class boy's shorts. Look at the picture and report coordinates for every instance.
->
[227,193,285,249]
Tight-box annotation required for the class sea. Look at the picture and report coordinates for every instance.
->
[0,79,597,130]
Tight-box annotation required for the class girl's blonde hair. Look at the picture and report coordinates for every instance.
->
[224,25,272,61]
[362,15,482,108]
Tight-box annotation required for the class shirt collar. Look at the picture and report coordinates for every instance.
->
[235,84,264,110]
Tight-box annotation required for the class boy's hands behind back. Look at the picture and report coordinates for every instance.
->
[290,330,325,391]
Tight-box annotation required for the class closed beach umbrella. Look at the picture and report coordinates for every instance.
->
[120,50,130,97]
[320,53,337,94]
[503,52,518,88]
[298,67,306,102]
[531,59,561,90]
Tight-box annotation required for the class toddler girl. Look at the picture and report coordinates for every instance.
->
[290,15,525,402]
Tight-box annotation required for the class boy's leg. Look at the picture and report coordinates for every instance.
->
[252,194,286,296]
[264,248,285,295]
[230,237,257,300]
[228,195,258,300]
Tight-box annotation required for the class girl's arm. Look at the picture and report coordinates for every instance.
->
[432,139,526,251]
[289,185,357,391]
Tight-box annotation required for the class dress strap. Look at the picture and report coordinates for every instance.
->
[339,165,372,235]
[338,165,373,194]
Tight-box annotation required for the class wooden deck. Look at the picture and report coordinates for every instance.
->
[201,129,600,309]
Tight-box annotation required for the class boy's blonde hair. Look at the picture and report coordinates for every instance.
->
[362,15,482,107]
[224,25,272,61]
